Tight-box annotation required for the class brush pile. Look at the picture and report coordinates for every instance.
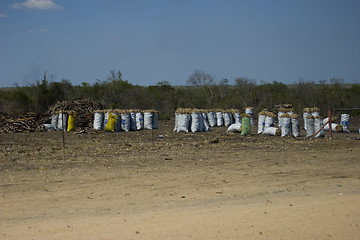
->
[0,112,48,133]
[48,98,105,115]
[0,99,106,133]
[48,98,106,129]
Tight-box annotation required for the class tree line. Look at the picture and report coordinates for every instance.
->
[1,70,359,119]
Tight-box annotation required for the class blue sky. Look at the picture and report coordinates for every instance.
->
[0,0,359,87]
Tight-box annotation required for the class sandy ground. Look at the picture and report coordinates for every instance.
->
[1,120,360,240]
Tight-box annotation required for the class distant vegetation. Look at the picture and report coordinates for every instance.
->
[1,70,359,119]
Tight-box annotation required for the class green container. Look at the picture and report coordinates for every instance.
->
[241,116,251,136]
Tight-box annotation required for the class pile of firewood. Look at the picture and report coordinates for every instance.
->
[48,98,105,115]
[48,98,106,129]
[0,112,49,133]
[0,99,106,133]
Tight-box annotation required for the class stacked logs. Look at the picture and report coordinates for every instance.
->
[0,99,106,133]
[0,112,49,133]
[48,98,105,115]
[48,98,105,129]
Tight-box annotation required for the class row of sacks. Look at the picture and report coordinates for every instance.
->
[257,110,327,138]
[322,116,347,132]
[305,115,326,138]
[257,111,301,137]
[303,107,351,133]
[174,108,239,132]
[276,107,295,127]
[47,110,159,132]
[174,109,210,133]
[258,110,345,138]
[173,108,254,133]
[93,110,159,132]
[302,107,321,130]
[48,111,78,131]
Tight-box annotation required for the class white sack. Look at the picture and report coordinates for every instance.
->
[191,112,204,133]
[323,117,343,132]
[93,112,103,130]
[216,112,224,126]
[51,114,58,130]
[277,111,284,127]
[103,112,109,130]
[262,127,278,136]
[43,123,55,130]
[281,116,291,137]
[245,108,254,125]
[144,112,153,130]
[303,112,309,130]
[264,116,275,129]
[314,117,324,138]
[57,112,68,130]
[202,113,210,132]
[174,113,179,132]
[291,118,300,137]
[306,117,315,138]
[233,112,241,123]
[177,114,190,132]
[136,112,144,130]
[322,117,333,131]
[207,112,217,127]
[311,111,319,118]
[227,122,241,133]
[341,114,350,133]
[257,114,266,134]
[121,113,131,132]
[323,117,329,130]
[323,121,342,132]
[223,112,232,126]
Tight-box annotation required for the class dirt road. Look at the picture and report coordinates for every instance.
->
[1,121,360,239]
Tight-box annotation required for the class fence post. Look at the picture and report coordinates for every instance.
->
[328,107,332,139]
[62,110,66,148]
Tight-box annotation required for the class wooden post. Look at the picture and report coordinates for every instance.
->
[62,111,65,148]
[328,107,332,139]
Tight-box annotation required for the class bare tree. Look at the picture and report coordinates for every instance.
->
[187,70,216,107]
[217,78,229,103]
[187,69,215,86]
[234,77,256,106]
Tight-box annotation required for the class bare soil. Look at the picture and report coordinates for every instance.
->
[1,121,360,240]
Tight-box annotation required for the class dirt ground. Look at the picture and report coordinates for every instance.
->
[1,120,360,240]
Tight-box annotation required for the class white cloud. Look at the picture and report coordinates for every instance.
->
[0,13,8,18]
[11,0,62,10]
[39,28,48,32]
